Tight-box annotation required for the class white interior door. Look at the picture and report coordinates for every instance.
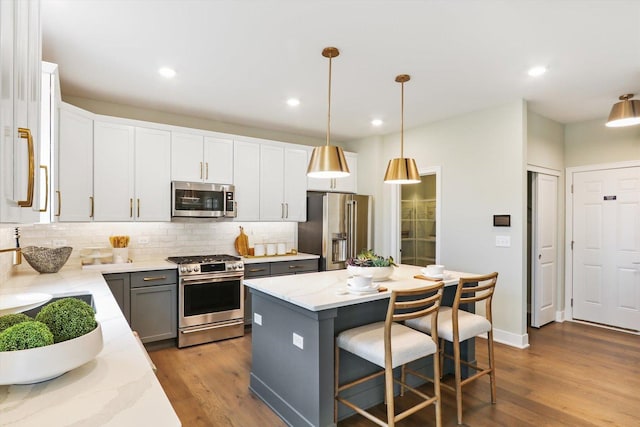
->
[532,173,558,328]
[573,167,640,331]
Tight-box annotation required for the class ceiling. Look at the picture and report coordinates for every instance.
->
[41,0,640,142]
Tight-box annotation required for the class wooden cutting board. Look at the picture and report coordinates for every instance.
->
[234,226,249,256]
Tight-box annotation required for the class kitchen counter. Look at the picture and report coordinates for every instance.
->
[244,264,465,311]
[0,269,181,427]
[81,259,178,273]
[242,252,319,264]
[244,265,476,426]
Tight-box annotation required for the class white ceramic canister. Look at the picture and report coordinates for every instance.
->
[277,243,286,255]
[254,244,265,256]
[266,243,277,256]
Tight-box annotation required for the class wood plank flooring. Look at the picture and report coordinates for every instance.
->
[149,322,640,426]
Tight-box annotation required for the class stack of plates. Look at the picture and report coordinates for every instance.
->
[420,269,444,279]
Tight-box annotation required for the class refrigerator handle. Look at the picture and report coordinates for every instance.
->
[347,200,357,259]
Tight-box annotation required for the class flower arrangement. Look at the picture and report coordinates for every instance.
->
[347,249,397,268]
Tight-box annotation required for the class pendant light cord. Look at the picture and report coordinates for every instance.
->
[327,54,332,147]
[400,79,404,158]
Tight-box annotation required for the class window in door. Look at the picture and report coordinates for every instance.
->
[400,175,436,267]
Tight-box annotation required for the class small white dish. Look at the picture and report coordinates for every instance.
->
[346,280,379,294]
[420,268,443,279]
[0,293,52,315]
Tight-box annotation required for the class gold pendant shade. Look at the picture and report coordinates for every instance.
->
[306,47,350,178]
[384,74,420,184]
[606,94,640,127]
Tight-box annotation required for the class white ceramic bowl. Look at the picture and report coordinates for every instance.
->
[425,264,445,276]
[347,265,394,282]
[0,322,103,385]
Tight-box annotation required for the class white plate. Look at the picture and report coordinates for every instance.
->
[0,293,52,315]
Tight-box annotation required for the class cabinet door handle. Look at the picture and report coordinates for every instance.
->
[143,276,167,281]
[206,162,209,180]
[55,190,61,217]
[200,162,203,179]
[248,268,267,273]
[281,202,284,219]
[137,198,140,218]
[39,165,48,212]
[129,198,133,218]
[89,196,94,218]
[17,128,34,207]
[288,265,304,269]
[285,202,289,219]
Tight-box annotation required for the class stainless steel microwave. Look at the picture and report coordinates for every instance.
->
[171,181,237,218]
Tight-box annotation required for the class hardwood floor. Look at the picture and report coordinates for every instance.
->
[149,322,640,426]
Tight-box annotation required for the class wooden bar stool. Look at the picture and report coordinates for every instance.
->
[405,272,499,424]
[334,282,445,427]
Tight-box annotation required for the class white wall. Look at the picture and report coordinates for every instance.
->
[349,100,529,346]
[565,118,640,167]
[526,111,566,313]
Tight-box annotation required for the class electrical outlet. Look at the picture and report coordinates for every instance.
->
[138,237,149,245]
[293,333,304,350]
[52,239,67,247]
[495,236,511,247]
[254,313,262,326]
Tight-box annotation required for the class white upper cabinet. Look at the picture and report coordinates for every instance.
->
[93,121,135,221]
[171,132,233,184]
[259,142,308,222]
[134,127,171,221]
[57,105,93,221]
[204,137,233,184]
[233,139,261,221]
[0,0,41,223]
[306,149,358,194]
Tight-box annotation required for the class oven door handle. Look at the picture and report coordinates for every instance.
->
[181,319,244,334]
[181,274,243,285]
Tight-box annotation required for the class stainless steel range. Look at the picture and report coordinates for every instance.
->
[167,254,244,348]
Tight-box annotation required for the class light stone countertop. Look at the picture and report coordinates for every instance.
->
[81,259,178,273]
[0,269,181,427]
[244,264,472,312]
[242,252,319,264]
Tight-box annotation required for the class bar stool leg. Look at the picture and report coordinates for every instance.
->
[385,363,395,426]
[488,329,496,403]
[433,343,443,427]
[453,336,463,425]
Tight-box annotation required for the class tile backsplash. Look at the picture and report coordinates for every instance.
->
[1,221,297,277]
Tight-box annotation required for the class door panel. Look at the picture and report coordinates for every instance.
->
[573,167,640,330]
[532,173,558,327]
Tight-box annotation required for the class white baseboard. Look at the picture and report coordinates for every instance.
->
[555,310,565,322]
[478,328,529,349]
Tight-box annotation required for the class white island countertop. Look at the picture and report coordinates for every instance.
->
[244,264,473,312]
[242,252,319,264]
[0,269,180,427]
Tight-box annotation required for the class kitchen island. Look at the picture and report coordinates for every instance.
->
[244,265,476,427]
[0,266,180,427]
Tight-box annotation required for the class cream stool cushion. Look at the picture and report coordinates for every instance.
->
[336,321,437,369]
[405,307,492,342]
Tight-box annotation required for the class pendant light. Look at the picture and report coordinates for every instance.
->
[307,47,350,179]
[606,94,640,127]
[383,74,420,184]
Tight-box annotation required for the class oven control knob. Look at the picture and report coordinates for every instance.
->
[180,266,187,273]
[193,265,200,272]
[186,266,192,273]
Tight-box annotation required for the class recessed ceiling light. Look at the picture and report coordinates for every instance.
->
[528,66,547,77]
[287,98,300,107]
[158,67,176,78]
[371,119,383,126]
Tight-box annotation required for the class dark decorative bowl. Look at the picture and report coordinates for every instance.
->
[21,246,73,274]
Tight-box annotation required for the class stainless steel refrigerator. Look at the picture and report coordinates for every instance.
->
[298,191,371,271]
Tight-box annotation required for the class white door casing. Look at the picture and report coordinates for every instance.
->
[572,166,640,331]
[531,173,558,328]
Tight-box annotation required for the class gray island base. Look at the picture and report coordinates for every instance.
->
[245,266,476,427]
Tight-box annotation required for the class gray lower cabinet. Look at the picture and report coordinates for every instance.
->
[103,273,131,324]
[103,269,178,343]
[244,258,318,324]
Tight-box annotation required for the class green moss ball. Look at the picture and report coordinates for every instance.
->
[35,298,97,343]
[0,321,54,351]
[0,313,33,333]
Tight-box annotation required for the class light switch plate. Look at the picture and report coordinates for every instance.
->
[495,235,511,247]
[254,313,262,326]
[293,333,304,349]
